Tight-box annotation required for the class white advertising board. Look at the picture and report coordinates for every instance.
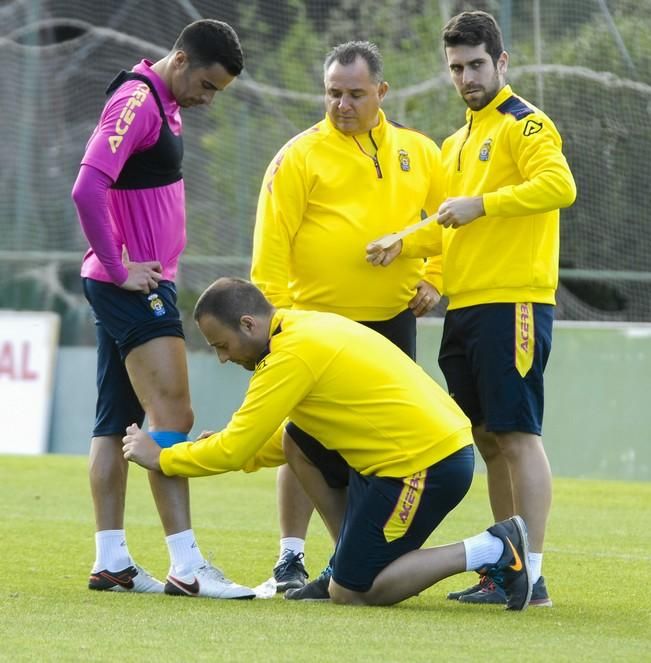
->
[0,311,60,454]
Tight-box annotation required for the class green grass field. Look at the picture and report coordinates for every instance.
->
[1,455,649,662]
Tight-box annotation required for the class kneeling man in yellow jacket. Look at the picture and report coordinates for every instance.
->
[122,277,533,610]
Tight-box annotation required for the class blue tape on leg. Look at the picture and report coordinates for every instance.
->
[149,430,189,448]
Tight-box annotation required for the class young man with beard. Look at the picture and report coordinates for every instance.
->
[367,10,576,607]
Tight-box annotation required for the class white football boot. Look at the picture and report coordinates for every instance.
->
[165,561,255,599]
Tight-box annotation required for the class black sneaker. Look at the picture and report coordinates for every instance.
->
[273,550,309,593]
[458,575,552,607]
[483,516,532,611]
[447,574,493,600]
[284,565,331,601]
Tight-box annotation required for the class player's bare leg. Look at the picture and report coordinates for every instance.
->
[448,429,551,607]
[282,432,347,543]
[330,543,465,605]
[126,336,193,535]
[278,464,313,541]
[494,431,552,554]
[329,516,532,610]
[123,335,254,598]
[89,434,165,593]
[89,435,128,531]
[473,424,515,521]
[273,464,313,591]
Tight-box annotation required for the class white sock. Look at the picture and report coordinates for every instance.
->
[463,531,504,572]
[166,529,204,577]
[93,529,131,572]
[278,537,305,562]
[529,552,543,584]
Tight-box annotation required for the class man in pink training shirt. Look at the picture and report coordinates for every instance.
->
[71,19,254,599]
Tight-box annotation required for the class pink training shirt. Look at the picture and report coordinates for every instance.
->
[75,60,186,285]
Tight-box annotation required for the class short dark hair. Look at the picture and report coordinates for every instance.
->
[173,19,244,76]
[193,277,272,329]
[323,41,384,83]
[442,11,504,65]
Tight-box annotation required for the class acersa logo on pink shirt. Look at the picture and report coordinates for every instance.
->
[109,83,152,154]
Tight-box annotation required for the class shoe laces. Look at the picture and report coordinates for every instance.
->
[484,567,505,589]
[317,564,332,583]
[276,550,306,575]
[132,563,155,579]
[478,574,497,591]
[196,561,228,583]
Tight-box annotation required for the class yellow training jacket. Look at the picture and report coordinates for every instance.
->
[402,85,576,309]
[252,110,445,320]
[159,309,472,478]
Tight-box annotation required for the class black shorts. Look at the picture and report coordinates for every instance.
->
[438,303,553,435]
[361,308,416,361]
[286,309,417,488]
[82,278,184,437]
[332,445,474,592]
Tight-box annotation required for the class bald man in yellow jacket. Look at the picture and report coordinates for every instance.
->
[122,277,534,610]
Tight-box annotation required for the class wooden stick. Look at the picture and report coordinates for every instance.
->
[372,212,439,249]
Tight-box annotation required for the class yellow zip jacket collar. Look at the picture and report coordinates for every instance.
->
[465,83,516,125]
